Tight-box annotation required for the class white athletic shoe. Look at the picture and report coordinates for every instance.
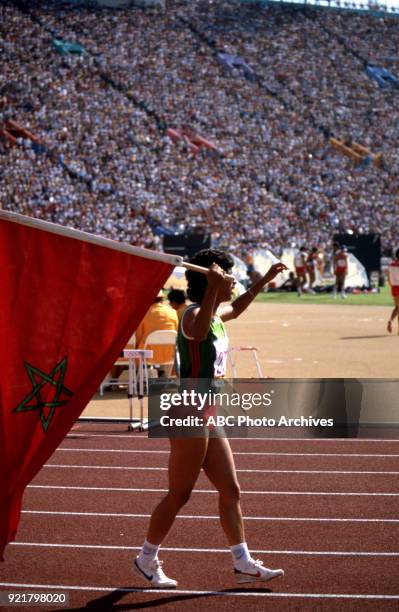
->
[234,559,284,584]
[133,557,178,588]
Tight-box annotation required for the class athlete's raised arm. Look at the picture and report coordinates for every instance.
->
[219,262,287,322]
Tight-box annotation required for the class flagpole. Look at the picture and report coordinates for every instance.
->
[0,211,236,278]
[182,262,235,281]
[0,210,182,266]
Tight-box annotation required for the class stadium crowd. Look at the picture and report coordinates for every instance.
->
[0,0,398,258]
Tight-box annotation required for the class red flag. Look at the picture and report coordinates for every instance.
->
[0,211,180,560]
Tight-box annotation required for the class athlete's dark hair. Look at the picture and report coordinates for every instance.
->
[167,289,186,305]
[395,247,399,259]
[185,249,234,304]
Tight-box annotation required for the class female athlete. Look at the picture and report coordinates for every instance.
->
[134,249,287,588]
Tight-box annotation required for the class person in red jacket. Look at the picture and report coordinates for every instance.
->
[387,248,399,334]
[306,247,319,294]
[294,246,308,296]
[333,243,348,299]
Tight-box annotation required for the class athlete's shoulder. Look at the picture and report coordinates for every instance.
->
[179,303,200,340]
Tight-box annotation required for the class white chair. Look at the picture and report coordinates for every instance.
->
[143,329,179,378]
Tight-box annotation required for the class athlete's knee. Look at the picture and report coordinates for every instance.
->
[167,487,192,509]
[219,482,241,503]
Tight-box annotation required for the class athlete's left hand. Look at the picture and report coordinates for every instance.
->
[263,262,288,283]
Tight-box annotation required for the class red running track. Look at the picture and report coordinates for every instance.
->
[1,424,399,611]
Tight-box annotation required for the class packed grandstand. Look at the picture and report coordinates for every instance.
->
[0,0,398,260]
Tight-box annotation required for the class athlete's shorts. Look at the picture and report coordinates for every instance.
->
[295,267,306,275]
[391,286,399,297]
[166,402,225,438]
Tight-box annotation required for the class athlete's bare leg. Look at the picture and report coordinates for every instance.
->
[334,273,346,298]
[297,273,306,296]
[146,437,208,544]
[202,436,244,545]
[308,270,316,293]
[389,299,399,334]
[387,307,396,333]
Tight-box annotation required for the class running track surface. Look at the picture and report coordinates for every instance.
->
[1,425,399,611]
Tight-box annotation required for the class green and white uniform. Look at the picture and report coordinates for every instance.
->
[177,304,229,378]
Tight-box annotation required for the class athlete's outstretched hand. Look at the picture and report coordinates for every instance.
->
[263,262,288,284]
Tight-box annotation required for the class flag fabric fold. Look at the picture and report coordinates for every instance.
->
[0,211,180,560]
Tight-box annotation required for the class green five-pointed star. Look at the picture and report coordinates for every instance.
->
[12,358,74,433]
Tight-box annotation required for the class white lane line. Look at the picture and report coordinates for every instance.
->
[56,448,399,458]
[28,485,399,497]
[8,544,399,558]
[1,581,399,601]
[21,510,399,523]
[45,464,165,471]
[43,464,399,475]
[66,434,399,442]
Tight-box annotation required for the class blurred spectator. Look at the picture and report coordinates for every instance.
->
[167,288,188,321]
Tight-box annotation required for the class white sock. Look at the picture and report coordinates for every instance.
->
[138,539,159,565]
[230,542,252,570]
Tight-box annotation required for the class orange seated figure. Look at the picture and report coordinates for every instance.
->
[135,291,178,366]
